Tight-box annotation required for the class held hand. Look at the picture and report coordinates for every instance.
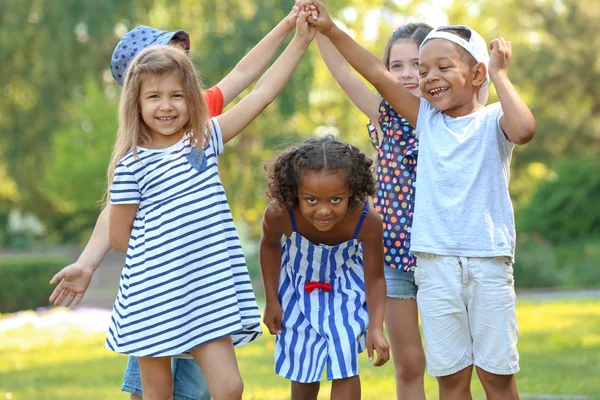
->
[295,10,317,42]
[488,38,512,79]
[304,1,335,35]
[366,328,390,366]
[284,5,300,30]
[263,301,284,335]
[48,263,95,307]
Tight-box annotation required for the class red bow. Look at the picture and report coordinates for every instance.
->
[305,281,332,293]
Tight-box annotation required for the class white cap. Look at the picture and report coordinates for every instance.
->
[421,25,489,105]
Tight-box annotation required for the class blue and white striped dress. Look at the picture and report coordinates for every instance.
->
[275,204,370,383]
[106,119,261,357]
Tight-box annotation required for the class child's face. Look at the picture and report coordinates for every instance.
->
[418,39,477,113]
[139,70,189,148]
[388,41,421,96]
[297,170,352,232]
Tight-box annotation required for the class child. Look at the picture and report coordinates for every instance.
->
[303,1,535,398]
[260,136,390,400]
[50,8,300,400]
[314,23,431,399]
[104,10,316,399]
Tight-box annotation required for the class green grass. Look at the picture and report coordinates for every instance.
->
[0,300,598,399]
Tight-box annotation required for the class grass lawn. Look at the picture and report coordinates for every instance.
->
[0,299,598,399]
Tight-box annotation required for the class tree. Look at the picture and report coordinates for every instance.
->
[0,0,138,222]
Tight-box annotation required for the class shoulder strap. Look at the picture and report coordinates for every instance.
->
[352,202,370,239]
[288,209,297,232]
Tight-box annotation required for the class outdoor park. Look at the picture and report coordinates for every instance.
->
[1,0,599,399]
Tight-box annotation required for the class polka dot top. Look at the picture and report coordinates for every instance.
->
[367,99,418,271]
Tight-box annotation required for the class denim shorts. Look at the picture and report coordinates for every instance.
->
[384,264,417,299]
[122,356,210,400]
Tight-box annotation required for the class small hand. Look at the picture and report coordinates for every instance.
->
[303,1,335,35]
[295,0,318,19]
[366,329,390,366]
[263,301,283,335]
[295,10,317,42]
[285,5,300,30]
[49,263,95,307]
[488,38,512,78]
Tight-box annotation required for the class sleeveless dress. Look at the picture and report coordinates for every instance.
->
[274,204,370,383]
[106,119,261,357]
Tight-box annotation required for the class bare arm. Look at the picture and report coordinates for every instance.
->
[109,203,138,253]
[49,205,112,306]
[359,207,390,366]
[305,0,420,126]
[216,8,298,106]
[315,33,381,121]
[217,11,315,144]
[490,38,536,145]
[259,203,287,334]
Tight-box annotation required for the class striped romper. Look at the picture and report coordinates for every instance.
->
[106,119,262,357]
[275,204,370,383]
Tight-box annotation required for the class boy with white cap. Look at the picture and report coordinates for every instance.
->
[301,1,536,398]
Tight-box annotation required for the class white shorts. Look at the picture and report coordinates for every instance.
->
[414,253,519,377]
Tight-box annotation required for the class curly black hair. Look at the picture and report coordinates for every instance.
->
[267,136,376,210]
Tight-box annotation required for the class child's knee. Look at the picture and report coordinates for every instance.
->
[477,368,515,390]
[212,375,243,399]
[437,366,472,390]
[395,355,425,382]
[291,381,320,398]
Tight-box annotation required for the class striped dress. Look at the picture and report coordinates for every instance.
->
[106,119,261,357]
[275,204,370,383]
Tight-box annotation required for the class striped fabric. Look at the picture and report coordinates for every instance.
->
[106,119,261,357]
[275,205,370,383]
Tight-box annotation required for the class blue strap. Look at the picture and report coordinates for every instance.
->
[288,209,297,232]
[352,203,369,239]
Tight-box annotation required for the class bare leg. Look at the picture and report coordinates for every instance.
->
[331,376,360,400]
[476,367,519,400]
[137,356,173,400]
[129,395,142,400]
[190,336,243,400]
[438,365,473,400]
[291,381,320,400]
[385,298,426,399]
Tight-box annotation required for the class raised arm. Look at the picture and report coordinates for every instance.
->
[315,33,381,122]
[259,203,287,334]
[490,38,536,145]
[303,0,420,126]
[217,10,316,143]
[359,207,390,366]
[49,205,112,306]
[216,7,298,106]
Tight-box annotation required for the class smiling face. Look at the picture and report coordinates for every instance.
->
[388,41,421,96]
[418,39,480,117]
[139,70,189,148]
[297,169,352,232]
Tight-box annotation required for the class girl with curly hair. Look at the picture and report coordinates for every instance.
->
[260,136,390,400]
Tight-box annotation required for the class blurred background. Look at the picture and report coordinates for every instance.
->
[0,0,599,398]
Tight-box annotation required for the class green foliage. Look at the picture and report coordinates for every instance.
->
[40,81,117,243]
[517,156,600,243]
[0,0,139,221]
[0,255,70,313]
[515,235,600,289]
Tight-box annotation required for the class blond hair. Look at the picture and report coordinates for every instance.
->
[105,45,209,204]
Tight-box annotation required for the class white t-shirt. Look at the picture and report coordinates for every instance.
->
[411,98,517,258]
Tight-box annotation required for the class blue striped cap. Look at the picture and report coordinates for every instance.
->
[110,25,190,86]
